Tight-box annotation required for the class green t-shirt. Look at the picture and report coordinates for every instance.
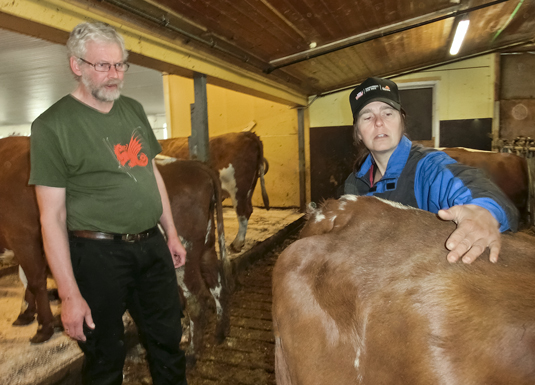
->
[29,95,163,234]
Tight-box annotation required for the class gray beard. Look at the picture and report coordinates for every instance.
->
[81,75,123,102]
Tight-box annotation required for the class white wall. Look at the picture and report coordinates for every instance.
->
[308,55,496,127]
[0,125,31,138]
[0,115,167,139]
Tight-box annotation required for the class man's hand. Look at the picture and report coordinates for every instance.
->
[61,293,94,341]
[438,204,501,264]
[168,236,187,268]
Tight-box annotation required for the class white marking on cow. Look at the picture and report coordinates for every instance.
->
[247,188,252,199]
[219,164,238,209]
[441,147,491,153]
[18,266,30,312]
[340,194,358,202]
[0,248,14,264]
[314,213,326,222]
[19,265,28,289]
[375,196,413,210]
[189,320,195,351]
[354,347,361,369]
[235,216,248,245]
[175,266,191,298]
[209,274,223,318]
[205,218,212,245]
[219,231,227,259]
[155,154,177,165]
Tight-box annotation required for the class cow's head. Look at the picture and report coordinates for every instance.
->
[300,195,359,238]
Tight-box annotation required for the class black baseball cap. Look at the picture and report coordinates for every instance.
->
[349,77,402,119]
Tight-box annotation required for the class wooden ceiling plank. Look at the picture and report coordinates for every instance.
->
[231,0,310,55]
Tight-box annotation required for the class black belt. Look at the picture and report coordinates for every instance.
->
[69,226,159,242]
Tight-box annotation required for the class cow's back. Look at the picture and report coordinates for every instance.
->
[443,147,529,214]
[159,137,189,160]
[273,196,535,385]
[0,136,40,250]
[160,132,263,174]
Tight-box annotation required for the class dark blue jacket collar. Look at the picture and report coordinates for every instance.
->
[357,136,413,180]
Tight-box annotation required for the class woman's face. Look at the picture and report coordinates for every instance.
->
[355,101,403,160]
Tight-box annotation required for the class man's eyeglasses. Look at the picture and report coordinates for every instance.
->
[78,57,130,72]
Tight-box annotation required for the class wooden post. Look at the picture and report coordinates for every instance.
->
[189,72,210,162]
[298,108,306,213]
[528,156,535,228]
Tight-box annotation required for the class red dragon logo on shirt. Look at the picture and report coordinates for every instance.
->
[114,134,148,168]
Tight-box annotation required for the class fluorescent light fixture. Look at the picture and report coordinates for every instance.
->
[450,19,470,55]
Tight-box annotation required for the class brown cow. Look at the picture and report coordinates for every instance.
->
[155,156,231,366]
[0,137,232,362]
[273,195,535,385]
[159,131,270,252]
[0,136,55,343]
[442,147,529,223]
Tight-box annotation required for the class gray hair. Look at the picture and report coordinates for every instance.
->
[67,22,128,65]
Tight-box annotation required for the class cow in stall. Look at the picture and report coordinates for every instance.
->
[0,136,55,343]
[155,156,231,366]
[272,195,535,385]
[159,131,270,252]
[0,137,232,364]
[442,147,529,223]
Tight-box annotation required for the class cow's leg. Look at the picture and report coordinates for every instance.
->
[219,165,249,252]
[201,248,230,343]
[16,245,55,343]
[176,264,208,369]
[230,216,248,253]
[12,266,37,325]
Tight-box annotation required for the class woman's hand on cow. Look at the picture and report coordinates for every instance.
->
[168,236,187,268]
[62,293,94,341]
[438,204,501,264]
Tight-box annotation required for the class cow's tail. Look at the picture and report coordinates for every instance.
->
[251,132,270,210]
[274,318,293,384]
[259,158,270,210]
[210,166,234,293]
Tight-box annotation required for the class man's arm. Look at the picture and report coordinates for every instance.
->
[35,185,94,340]
[152,160,186,267]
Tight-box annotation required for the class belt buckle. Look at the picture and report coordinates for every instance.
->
[123,233,137,242]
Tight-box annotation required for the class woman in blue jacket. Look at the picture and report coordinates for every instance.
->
[344,77,518,264]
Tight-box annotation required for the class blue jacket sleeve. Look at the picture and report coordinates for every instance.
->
[414,151,519,232]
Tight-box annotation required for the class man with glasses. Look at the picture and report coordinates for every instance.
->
[29,22,188,385]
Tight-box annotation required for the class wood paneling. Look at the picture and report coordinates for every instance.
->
[500,99,535,140]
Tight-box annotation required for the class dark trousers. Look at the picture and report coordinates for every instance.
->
[69,231,187,385]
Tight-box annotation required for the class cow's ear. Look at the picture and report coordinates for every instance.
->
[306,202,318,215]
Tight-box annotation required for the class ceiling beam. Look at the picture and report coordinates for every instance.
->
[267,0,509,72]
[318,38,535,98]
[0,0,308,106]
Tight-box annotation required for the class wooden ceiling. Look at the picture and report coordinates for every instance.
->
[79,0,535,97]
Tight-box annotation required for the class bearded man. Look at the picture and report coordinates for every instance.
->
[29,22,188,385]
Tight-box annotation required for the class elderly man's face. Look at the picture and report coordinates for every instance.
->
[356,101,403,159]
[79,40,125,102]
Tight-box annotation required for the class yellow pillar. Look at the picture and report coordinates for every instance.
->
[163,74,194,138]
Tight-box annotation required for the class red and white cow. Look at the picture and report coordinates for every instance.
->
[0,136,55,343]
[159,131,270,252]
[273,195,535,385]
[442,147,529,223]
[156,156,231,366]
